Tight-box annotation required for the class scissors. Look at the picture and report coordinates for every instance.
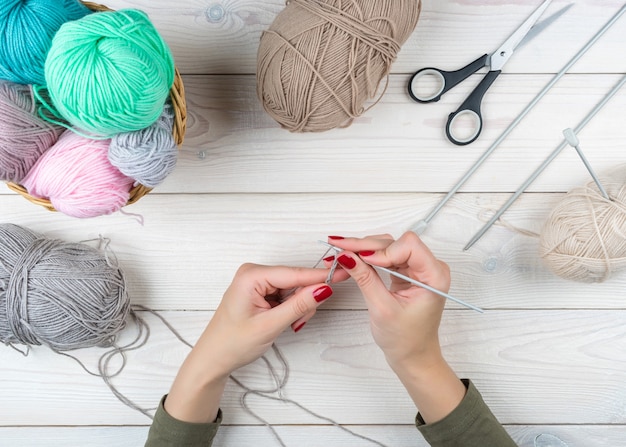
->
[408,0,553,146]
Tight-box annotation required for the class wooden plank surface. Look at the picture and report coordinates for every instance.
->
[97,0,626,75]
[1,193,625,311]
[154,73,626,194]
[5,73,624,195]
[1,311,625,426]
[1,426,625,447]
[2,0,625,445]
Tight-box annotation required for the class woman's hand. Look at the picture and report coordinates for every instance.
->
[326,232,466,423]
[164,263,345,423]
[201,263,341,374]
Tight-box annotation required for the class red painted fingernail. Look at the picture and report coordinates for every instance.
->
[323,255,335,262]
[313,285,333,303]
[337,254,356,269]
[328,236,345,240]
[294,322,306,333]
[359,250,375,257]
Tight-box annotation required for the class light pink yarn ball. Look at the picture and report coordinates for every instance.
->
[22,131,135,218]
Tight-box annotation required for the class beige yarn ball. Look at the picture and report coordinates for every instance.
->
[540,169,626,282]
[257,0,421,132]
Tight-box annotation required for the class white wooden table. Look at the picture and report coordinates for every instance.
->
[1,1,625,446]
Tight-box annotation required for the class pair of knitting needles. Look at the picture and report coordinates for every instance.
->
[411,4,626,237]
[318,240,484,313]
[464,73,626,250]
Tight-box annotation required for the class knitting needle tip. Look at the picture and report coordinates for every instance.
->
[317,240,484,313]
[409,219,429,235]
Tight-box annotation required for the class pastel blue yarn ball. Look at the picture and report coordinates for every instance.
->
[108,103,178,188]
[0,0,90,85]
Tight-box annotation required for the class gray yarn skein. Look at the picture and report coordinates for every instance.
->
[108,103,178,188]
[0,224,130,351]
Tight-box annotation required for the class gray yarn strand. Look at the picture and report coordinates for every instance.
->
[1,225,388,446]
[230,344,389,447]
[137,306,389,446]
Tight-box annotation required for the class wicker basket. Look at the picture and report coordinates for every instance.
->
[6,1,187,212]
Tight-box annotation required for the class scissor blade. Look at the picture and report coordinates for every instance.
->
[490,0,553,71]
[517,4,573,51]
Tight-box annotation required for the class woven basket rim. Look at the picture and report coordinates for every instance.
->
[6,1,187,212]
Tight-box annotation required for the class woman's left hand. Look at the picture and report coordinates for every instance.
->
[202,263,344,375]
[164,263,346,423]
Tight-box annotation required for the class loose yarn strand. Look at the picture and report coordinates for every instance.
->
[477,208,541,239]
[98,309,156,419]
[230,344,389,447]
[137,308,390,446]
[1,226,388,445]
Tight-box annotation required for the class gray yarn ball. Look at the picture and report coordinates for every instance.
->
[0,224,130,351]
[108,103,178,188]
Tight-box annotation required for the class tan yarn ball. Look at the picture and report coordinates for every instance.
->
[257,0,421,132]
[540,170,626,283]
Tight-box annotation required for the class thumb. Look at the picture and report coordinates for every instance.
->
[270,284,334,329]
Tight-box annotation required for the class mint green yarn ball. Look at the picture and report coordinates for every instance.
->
[44,9,175,137]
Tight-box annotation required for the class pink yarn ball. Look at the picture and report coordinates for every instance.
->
[22,131,135,218]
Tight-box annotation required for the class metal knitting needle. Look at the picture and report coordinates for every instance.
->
[464,73,626,251]
[411,4,626,236]
[562,128,610,200]
[318,241,484,313]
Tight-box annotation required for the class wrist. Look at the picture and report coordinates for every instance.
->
[385,345,445,379]
[164,340,231,423]
[389,354,466,424]
[388,351,445,384]
[165,363,228,423]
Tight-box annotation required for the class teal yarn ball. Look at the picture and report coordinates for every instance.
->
[0,0,90,85]
[44,9,175,137]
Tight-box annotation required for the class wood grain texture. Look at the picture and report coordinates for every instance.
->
[94,0,626,75]
[1,425,625,447]
[6,73,623,196]
[1,193,625,311]
[1,311,624,426]
[172,73,626,194]
[2,0,625,445]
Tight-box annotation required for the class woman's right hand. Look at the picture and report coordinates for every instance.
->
[326,232,466,423]
[326,232,450,371]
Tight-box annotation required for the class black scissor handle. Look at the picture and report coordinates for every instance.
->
[445,70,501,146]
[408,54,489,103]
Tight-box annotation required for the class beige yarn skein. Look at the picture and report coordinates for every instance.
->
[257,0,421,132]
[540,168,626,283]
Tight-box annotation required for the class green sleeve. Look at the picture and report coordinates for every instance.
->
[144,395,222,447]
[416,379,517,447]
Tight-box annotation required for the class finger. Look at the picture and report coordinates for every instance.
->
[328,234,395,253]
[330,234,394,241]
[291,309,316,333]
[321,256,351,283]
[355,232,441,272]
[386,232,447,277]
[360,232,449,291]
[267,283,334,330]
[236,263,339,296]
[335,251,392,309]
